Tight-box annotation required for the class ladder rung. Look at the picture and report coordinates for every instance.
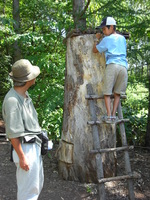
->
[90,146,134,154]
[87,119,129,125]
[116,119,129,124]
[85,94,127,100]
[98,173,140,183]
[87,120,101,125]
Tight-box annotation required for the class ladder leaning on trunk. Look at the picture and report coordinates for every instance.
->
[86,84,140,200]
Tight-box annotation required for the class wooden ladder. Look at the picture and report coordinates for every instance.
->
[86,84,139,200]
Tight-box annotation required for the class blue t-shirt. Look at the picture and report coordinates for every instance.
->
[96,33,128,69]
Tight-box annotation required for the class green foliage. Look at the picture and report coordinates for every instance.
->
[0,0,67,139]
[0,54,12,118]
[86,185,92,193]
[0,0,150,145]
[122,82,148,146]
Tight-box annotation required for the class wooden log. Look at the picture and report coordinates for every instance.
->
[98,172,140,183]
[58,34,117,183]
[86,84,106,199]
[90,146,134,154]
[117,102,135,199]
[85,94,127,100]
[87,119,129,125]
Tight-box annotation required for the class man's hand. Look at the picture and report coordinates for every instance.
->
[19,154,29,171]
[11,138,30,171]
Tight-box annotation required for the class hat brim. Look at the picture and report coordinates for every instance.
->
[9,65,40,82]
[96,25,106,29]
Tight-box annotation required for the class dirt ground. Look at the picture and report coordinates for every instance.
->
[0,136,150,200]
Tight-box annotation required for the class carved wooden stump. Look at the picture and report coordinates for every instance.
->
[58,34,116,183]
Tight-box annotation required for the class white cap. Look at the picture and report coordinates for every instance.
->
[97,17,116,28]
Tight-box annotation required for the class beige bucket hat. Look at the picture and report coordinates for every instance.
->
[9,59,40,82]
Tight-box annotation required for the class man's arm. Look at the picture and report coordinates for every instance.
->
[11,138,29,171]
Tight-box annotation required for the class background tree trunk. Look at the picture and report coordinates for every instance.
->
[13,0,21,61]
[73,0,86,29]
[145,63,150,147]
[58,34,117,183]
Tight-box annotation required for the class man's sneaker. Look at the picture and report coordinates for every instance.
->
[102,116,118,124]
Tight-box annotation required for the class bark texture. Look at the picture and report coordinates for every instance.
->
[13,0,21,61]
[145,64,150,147]
[73,0,86,29]
[58,34,117,183]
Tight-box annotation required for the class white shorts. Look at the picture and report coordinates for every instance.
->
[13,143,44,200]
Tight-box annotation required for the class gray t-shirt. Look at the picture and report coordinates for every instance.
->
[2,88,41,139]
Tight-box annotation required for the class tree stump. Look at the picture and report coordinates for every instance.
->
[58,34,117,183]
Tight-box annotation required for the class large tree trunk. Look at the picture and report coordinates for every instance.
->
[58,34,117,183]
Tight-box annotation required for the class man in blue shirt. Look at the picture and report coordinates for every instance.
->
[93,16,128,122]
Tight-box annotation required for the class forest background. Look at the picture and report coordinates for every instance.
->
[0,0,150,147]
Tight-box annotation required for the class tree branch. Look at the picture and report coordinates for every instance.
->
[79,0,91,18]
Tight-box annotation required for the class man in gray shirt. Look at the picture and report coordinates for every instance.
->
[2,59,44,200]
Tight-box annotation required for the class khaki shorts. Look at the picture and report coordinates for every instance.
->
[103,63,128,95]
